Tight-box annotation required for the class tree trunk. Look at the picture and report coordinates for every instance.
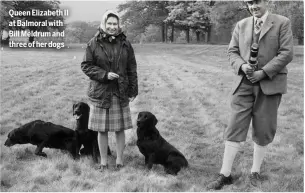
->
[165,23,168,43]
[196,31,200,42]
[201,33,205,44]
[298,36,304,45]
[162,22,165,42]
[171,24,174,42]
[204,32,208,43]
[207,25,212,43]
[186,28,190,43]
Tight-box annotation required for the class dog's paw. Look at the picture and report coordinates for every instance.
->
[107,147,112,156]
[144,167,152,172]
[165,168,178,175]
[36,152,47,158]
[73,154,80,160]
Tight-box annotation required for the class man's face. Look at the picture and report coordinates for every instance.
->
[105,16,119,35]
[246,0,268,18]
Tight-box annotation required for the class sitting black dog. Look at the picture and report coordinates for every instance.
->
[4,120,80,159]
[73,102,111,163]
[136,111,188,175]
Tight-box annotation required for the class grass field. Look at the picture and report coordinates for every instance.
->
[0,43,303,192]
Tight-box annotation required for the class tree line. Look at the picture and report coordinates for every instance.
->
[118,1,303,44]
[1,1,303,45]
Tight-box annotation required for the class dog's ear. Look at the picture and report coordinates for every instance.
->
[153,115,158,126]
[73,103,76,115]
[8,130,16,138]
[85,103,90,113]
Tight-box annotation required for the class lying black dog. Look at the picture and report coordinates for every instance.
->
[136,111,188,175]
[4,120,79,159]
[73,102,111,163]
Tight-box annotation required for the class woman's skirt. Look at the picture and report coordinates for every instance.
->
[88,95,133,132]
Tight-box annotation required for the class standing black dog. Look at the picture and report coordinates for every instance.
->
[4,120,80,159]
[136,111,188,175]
[73,102,111,163]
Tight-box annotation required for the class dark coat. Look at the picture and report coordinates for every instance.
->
[81,31,138,108]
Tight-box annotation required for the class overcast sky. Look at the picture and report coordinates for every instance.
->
[59,1,124,22]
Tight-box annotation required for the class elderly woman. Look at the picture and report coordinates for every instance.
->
[81,10,138,171]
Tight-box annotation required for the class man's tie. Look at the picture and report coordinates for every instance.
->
[255,19,263,34]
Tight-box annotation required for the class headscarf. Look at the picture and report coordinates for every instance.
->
[99,10,122,42]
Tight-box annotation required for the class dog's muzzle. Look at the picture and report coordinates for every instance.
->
[4,139,14,147]
[136,120,141,126]
[73,114,82,120]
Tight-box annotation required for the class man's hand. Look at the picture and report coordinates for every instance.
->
[246,70,267,83]
[241,63,255,75]
[129,97,135,102]
[107,72,119,80]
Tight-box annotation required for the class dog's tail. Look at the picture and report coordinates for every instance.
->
[183,157,189,167]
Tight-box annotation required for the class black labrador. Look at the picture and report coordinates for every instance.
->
[136,111,188,175]
[4,120,80,159]
[73,102,111,163]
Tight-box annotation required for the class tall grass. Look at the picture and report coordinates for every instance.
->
[0,44,303,191]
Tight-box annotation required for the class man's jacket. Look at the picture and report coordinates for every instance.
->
[228,13,293,95]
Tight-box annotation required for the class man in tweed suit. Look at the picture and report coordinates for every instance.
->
[207,0,293,190]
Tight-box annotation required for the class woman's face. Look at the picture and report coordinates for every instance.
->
[105,16,119,35]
